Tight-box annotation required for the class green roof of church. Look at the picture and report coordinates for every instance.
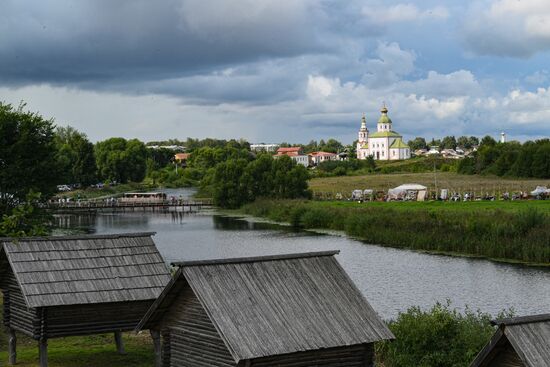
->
[390,138,409,149]
[369,131,401,138]
[378,114,392,124]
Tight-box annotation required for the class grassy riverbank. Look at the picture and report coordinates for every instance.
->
[240,199,550,265]
[0,296,153,367]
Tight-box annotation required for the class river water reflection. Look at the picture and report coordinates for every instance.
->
[54,206,550,320]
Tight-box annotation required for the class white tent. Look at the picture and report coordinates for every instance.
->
[393,184,427,191]
[388,184,428,201]
[531,186,550,196]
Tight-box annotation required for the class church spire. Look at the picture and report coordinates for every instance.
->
[380,102,388,114]
[360,113,367,130]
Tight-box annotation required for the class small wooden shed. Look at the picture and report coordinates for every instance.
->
[137,250,394,367]
[0,232,171,366]
[469,314,550,367]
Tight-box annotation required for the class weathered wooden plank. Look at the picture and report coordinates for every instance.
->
[150,329,162,367]
[8,327,16,365]
[173,250,340,267]
[39,338,48,367]
[114,331,126,355]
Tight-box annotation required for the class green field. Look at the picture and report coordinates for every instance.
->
[309,172,550,195]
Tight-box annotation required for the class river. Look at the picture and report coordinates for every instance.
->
[54,188,550,320]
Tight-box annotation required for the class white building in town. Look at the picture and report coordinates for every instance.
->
[275,147,310,167]
[309,151,338,166]
[356,105,411,161]
[251,143,280,152]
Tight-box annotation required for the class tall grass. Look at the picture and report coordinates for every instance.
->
[241,200,550,264]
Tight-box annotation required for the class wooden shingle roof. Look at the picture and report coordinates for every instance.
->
[0,232,170,308]
[470,314,550,367]
[138,250,394,363]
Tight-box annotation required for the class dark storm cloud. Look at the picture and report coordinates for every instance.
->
[0,0,324,86]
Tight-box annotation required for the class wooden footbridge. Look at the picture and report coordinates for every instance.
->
[45,199,214,213]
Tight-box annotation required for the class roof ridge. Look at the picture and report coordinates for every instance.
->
[172,250,340,267]
[0,232,156,242]
[492,313,550,326]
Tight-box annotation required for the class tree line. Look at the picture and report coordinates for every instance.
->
[407,136,481,151]
[458,138,550,178]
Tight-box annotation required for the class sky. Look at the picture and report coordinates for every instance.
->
[1,0,550,144]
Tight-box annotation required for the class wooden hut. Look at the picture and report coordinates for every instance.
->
[0,232,171,366]
[469,314,550,367]
[136,250,394,367]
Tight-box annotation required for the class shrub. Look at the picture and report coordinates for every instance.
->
[377,302,511,367]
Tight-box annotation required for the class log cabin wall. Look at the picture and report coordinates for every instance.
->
[45,300,154,338]
[161,285,235,367]
[1,268,40,338]
[250,344,374,367]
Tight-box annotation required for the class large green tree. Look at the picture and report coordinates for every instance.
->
[531,141,550,178]
[95,138,147,183]
[441,136,457,150]
[0,103,58,213]
[319,138,344,153]
[55,126,97,185]
[205,154,310,209]
[407,137,427,151]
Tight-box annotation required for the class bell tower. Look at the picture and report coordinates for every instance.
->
[358,113,368,143]
[356,113,369,159]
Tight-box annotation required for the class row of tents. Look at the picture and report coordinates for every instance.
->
[349,185,550,202]
[351,184,430,202]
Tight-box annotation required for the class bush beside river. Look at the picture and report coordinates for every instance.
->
[377,302,511,367]
[240,199,550,265]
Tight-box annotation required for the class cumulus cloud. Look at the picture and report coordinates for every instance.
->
[304,71,473,138]
[397,70,480,98]
[363,3,449,24]
[503,87,550,123]
[0,0,322,86]
[463,0,550,57]
[362,42,416,87]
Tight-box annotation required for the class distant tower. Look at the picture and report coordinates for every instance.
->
[356,113,369,159]
[358,113,368,142]
[377,103,393,132]
[500,132,507,143]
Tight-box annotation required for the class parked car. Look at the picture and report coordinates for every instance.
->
[57,185,71,192]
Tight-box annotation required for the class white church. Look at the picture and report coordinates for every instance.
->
[356,104,411,161]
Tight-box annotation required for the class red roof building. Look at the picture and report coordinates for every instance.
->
[276,147,303,156]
